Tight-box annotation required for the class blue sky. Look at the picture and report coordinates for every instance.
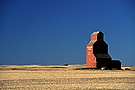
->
[0,0,135,65]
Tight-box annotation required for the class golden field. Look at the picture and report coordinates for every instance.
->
[0,65,135,90]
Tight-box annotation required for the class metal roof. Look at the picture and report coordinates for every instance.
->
[87,41,96,45]
[91,31,103,35]
[95,54,111,59]
[91,31,100,35]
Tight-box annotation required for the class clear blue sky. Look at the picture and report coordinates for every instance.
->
[0,0,135,65]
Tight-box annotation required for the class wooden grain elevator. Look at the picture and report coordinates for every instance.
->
[86,31,121,69]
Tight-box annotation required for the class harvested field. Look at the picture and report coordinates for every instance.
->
[0,65,135,90]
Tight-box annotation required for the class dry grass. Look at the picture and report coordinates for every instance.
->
[0,65,135,90]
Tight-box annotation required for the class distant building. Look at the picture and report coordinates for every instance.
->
[86,31,121,69]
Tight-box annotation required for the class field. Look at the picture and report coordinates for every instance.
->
[0,65,135,90]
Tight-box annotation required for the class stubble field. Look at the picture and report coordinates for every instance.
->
[0,65,135,90]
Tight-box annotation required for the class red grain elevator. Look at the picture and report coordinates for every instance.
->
[86,31,121,69]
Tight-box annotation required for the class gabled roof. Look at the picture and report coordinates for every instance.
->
[95,54,111,59]
[87,31,104,45]
[87,41,96,45]
[91,31,103,35]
